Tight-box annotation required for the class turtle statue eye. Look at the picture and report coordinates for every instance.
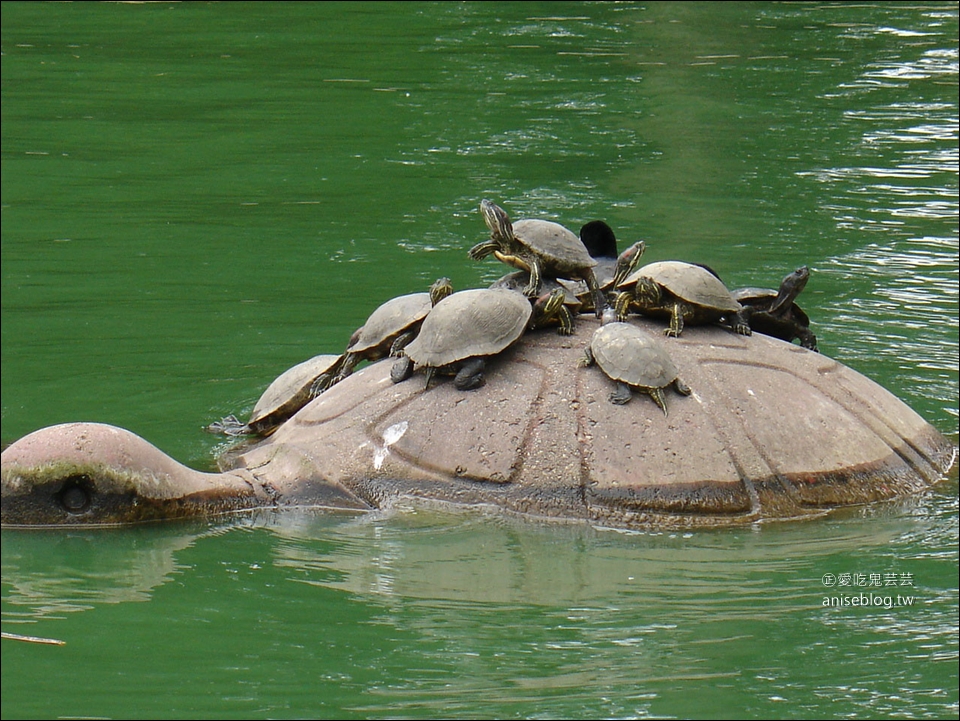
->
[57,476,92,514]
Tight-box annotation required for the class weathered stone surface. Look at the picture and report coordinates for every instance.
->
[2,317,955,528]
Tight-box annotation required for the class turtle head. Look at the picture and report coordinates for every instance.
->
[611,241,646,288]
[633,275,662,306]
[480,199,514,243]
[770,266,810,314]
[532,288,567,326]
[429,277,454,306]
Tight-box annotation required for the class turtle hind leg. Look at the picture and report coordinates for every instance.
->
[609,382,633,405]
[454,358,486,390]
[582,268,606,318]
[390,356,413,384]
[729,308,752,336]
[673,377,692,397]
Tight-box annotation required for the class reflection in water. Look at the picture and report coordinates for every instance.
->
[2,521,214,619]
[2,483,957,718]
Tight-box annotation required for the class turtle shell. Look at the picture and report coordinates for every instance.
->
[589,322,680,391]
[403,288,532,368]
[248,353,345,431]
[512,218,597,272]
[732,287,811,325]
[349,292,433,355]
[621,261,740,313]
[491,271,582,312]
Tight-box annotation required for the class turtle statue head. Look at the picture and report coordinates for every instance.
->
[1,422,261,526]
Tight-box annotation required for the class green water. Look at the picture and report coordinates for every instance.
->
[2,2,957,719]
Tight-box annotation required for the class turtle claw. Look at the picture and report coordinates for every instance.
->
[206,415,252,437]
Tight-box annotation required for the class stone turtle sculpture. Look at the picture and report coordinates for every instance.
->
[2,317,955,529]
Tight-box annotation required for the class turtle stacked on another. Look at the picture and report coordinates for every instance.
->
[470,199,607,317]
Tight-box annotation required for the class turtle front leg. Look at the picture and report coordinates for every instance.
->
[468,239,501,261]
[521,258,543,299]
[614,291,633,322]
[206,415,252,437]
[665,303,685,337]
[577,347,595,368]
[797,328,819,352]
[389,330,416,357]
[331,352,362,385]
[454,357,486,390]
[673,377,692,396]
[554,305,575,335]
[609,382,633,405]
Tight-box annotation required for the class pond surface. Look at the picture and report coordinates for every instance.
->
[2,2,957,719]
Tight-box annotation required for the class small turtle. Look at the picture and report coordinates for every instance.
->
[318,277,453,393]
[732,266,818,351]
[615,260,751,337]
[469,199,605,317]
[490,271,580,335]
[562,220,646,314]
[392,287,565,390]
[578,316,691,413]
[206,353,347,437]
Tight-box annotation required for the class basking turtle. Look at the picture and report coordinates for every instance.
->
[732,266,818,351]
[562,220,646,314]
[392,287,565,390]
[318,277,453,393]
[490,271,580,335]
[469,199,605,317]
[207,353,347,437]
[615,261,750,337]
[579,316,691,413]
